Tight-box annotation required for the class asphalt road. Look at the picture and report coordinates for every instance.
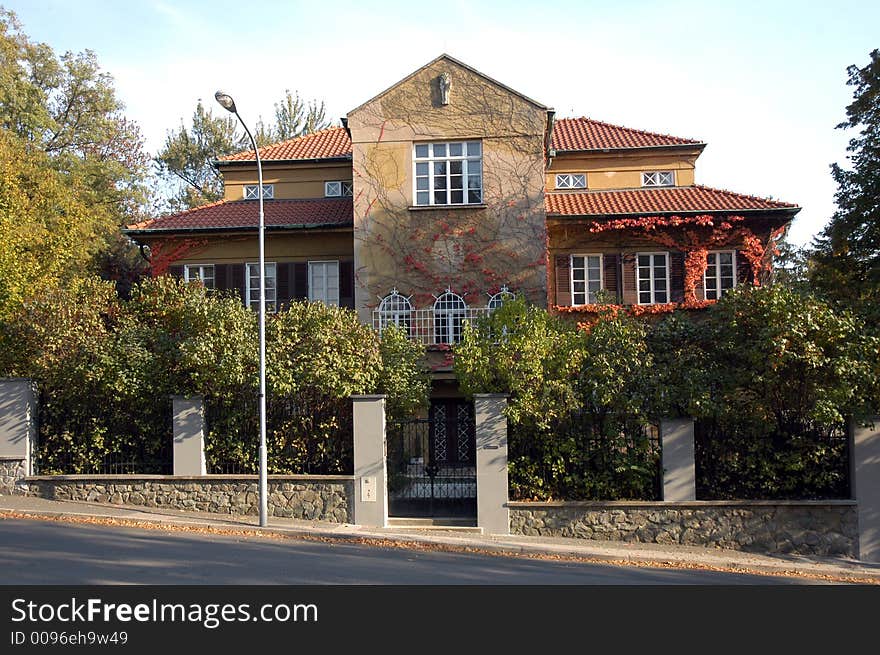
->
[0,518,809,585]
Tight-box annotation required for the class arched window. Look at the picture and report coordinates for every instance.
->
[487,285,515,311]
[433,289,468,344]
[377,289,413,334]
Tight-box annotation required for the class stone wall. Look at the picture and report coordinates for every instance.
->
[25,475,354,523]
[0,458,27,495]
[509,500,859,557]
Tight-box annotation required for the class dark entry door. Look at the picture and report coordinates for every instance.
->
[387,399,476,519]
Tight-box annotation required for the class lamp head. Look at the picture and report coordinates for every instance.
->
[214,91,237,113]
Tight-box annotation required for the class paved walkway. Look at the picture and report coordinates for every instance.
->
[1,495,878,584]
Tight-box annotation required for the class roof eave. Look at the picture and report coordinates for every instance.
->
[553,142,708,155]
[124,223,354,237]
[546,206,800,219]
[213,155,352,167]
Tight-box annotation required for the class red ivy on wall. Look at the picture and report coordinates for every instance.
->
[148,238,209,276]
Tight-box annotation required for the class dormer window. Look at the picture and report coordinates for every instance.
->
[244,184,274,199]
[555,173,586,190]
[325,181,353,197]
[414,141,482,206]
[641,171,674,187]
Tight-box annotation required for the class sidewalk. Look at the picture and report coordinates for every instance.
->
[2,495,879,584]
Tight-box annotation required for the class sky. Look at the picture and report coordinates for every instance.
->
[4,0,878,245]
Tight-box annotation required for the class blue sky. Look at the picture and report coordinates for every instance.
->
[4,0,878,245]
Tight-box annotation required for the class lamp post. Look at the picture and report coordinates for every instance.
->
[215,90,268,527]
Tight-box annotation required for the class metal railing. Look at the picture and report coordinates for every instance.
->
[372,307,493,345]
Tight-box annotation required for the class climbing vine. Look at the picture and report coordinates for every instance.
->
[147,238,208,276]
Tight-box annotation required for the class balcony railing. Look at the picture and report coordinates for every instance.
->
[372,307,493,345]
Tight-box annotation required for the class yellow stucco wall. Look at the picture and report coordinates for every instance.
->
[221,162,352,201]
[346,56,550,322]
[546,149,700,191]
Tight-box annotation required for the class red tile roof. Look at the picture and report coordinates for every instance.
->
[217,127,352,162]
[551,117,703,151]
[546,185,798,216]
[127,198,353,232]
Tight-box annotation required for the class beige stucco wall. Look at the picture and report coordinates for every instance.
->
[222,162,352,201]
[546,150,700,191]
[346,57,549,322]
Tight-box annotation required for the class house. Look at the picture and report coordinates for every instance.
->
[125,52,799,416]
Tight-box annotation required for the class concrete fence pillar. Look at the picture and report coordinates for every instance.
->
[474,394,509,535]
[172,395,206,476]
[0,378,37,494]
[851,416,880,562]
[661,417,696,502]
[352,395,387,528]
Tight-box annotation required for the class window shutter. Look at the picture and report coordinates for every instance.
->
[293,263,309,300]
[231,264,245,303]
[555,255,571,306]
[168,265,184,279]
[602,253,619,303]
[670,251,685,303]
[340,261,354,309]
[276,263,292,310]
[736,251,750,285]
[214,264,229,291]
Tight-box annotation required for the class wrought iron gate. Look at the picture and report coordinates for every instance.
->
[387,400,476,519]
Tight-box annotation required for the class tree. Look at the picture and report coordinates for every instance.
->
[0,9,151,296]
[154,101,240,211]
[155,90,331,211]
[811,50,880,319]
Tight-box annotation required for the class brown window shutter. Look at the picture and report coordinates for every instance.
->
[276,263,292,310]
[555,254,571,306]
[231,264,246,303]
[168,265,184,279]
[214,264,229,290]
[340,261,354,309]
[670,251,685,303]
[622,254,637,305]
[736,251,750,285]
[602,253,619,303]
[293,262,309,300]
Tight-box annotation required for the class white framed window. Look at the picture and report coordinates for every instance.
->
[641,171,674,187]
[637,252,670,304]
[555,173,587,190]
[433,289,468,344]
[377,289,413,334]
[244,184,274,200]
[308,261,340,307]
[487,285,515,311]
[325,180,353,197]
[414,141,482,206]
[570,255,603,305]
[183,264,214,288]
[704,250,737,300]
[245,262,277,312]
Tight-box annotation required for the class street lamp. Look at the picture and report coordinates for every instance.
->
[215,90,269,527]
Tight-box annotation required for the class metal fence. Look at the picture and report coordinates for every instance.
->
[507,413,662,501]
[204,390,354,475]
[34,392,173,475]
[694,419,851,500]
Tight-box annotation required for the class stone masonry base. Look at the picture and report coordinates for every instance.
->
[24,475,354,523]
[509,500,859,557]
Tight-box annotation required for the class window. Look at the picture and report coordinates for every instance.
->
[183,264,214,288]
[433,289,468,344]
[325,180,353,197]
[377,289,413,334]
[555,173,586,190]
[244,184,274,199]
[487,286,515,311]
[414,141,482,206]
[308,261,340,306]
[570,255,603,305]
[246,262,277,312]
[637,252,670,304]
[641,171,674,187]
[704,251,737,300]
